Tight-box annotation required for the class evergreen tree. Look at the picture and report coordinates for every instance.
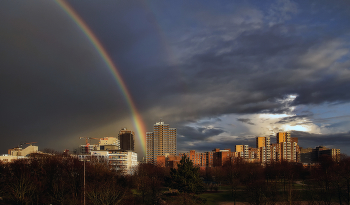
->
[169,155,205,194]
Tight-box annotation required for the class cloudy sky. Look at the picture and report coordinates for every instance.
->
[1,0,350,158]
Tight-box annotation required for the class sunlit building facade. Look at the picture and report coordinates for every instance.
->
[89,150,137,175]
[78,137,137,175]
[235,145,249,159]
[1,145,39,163]
[179,150,213,169]
[256,132,300,164]
[257,136,271,164]
[276,132,299,162]
[146,121,177,164]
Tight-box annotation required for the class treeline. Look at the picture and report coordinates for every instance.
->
[0,154,202,205]
[1,154,350,205]
[208,155,350,205]
[0,155,133,205]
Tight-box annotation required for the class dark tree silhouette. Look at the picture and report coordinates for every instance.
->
[134,163,165,204]
[169,155,205,194]
[222,158,241,205]
[86,162,128,205]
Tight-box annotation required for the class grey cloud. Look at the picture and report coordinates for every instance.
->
[177,126,225,141]
[267,0,299,24]
[2,0,350,158]
[237,118,255,125]
[68,0,350,123]
[275,114,314,125]
[178,136,256,153]
[0,1,132,152]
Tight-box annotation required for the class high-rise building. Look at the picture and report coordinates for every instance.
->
[118,128,135,151]
[276,132,289,144]
[256,133,300,164]
[275,132,299,162]
[256,136,271,163]
[235,145,249,159]
[146,121,176,164]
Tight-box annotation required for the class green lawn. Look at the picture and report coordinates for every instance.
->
[200,190,246,205]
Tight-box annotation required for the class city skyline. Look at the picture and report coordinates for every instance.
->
[1,1,350,159]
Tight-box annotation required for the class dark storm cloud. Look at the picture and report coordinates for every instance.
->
[0,1,132,152]
[2,0,350,157]
[177,135,256,153]
[140,31,350,126]
[237,118,255,125]
[65,0,350,124]
[177,126,225,141]
[291,131,350,152]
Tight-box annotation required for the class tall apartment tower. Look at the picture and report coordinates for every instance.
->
[256,136,271,164]
[118,128,135,151]
[146,121,177,164]
[235,145,249,159]
[276,132,299,162]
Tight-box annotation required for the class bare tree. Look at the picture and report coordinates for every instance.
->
[86,162,128,205]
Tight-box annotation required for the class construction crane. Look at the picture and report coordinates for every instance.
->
[79,137,103,154]
[24,142,37,145]
[79,137,102,146]
[18,142,37,147]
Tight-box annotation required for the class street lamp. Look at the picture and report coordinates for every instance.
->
[80,157,90,205]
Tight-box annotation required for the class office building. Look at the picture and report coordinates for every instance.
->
[78,137,137,175]
[89,150,137,175]
[146,121,176,164]
[314,146,340,162]
[118,128,135,151]
[1,145,39,163]
[98,137,120,150]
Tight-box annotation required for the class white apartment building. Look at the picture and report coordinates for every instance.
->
[78,137,137,175]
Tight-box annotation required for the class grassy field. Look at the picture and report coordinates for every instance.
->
[200,191,236,205]
[198,189,340,205]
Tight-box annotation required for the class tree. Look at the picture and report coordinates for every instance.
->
[222,158,240,205]
[308,155,338,205]
[6,159,37,205]
[339,156,350,205]
[239,163,267,205]
[86,162,128,205]
[169,155,205,194]
[134,163,165,204]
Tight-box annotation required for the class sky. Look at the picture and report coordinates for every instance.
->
[1,0,350,159]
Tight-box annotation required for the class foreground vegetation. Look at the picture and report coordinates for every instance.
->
[0,154,350,205]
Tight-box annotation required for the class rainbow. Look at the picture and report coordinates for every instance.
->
[56,0,147,154]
